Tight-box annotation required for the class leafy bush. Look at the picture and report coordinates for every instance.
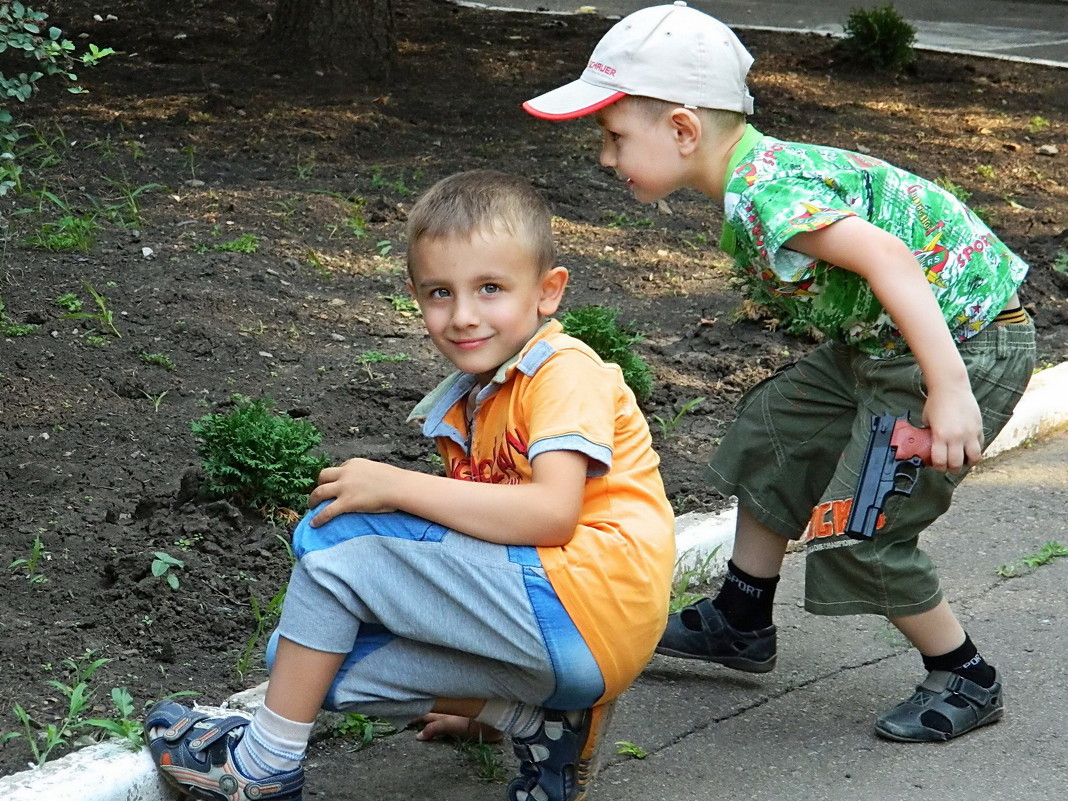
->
[840,4,916,72]
[191,396,331,514]
[561,305,653,401]
[0,2,114,194]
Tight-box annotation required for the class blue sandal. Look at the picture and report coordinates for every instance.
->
[507,701,614,801]
[145,700,305,800]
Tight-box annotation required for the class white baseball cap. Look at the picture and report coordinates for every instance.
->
[523,2,754,120]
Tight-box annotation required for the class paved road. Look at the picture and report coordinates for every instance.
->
[476,0,1068,67]
[301,430,1068,800]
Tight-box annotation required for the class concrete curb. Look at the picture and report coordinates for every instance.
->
[4,360,1066,799]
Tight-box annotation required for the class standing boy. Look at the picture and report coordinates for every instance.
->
[146,170,675,801]
[524,2,1034,742]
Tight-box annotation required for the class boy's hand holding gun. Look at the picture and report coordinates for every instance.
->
[845,414,933,540]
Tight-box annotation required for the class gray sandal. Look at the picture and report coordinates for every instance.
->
[875,670,1004,742]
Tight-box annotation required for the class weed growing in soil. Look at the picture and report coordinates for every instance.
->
[139,351,176,370]
[615,740,649,759]
[191,396,331,515]
[653,396,706,438]
[334,713,396,751]
[561,305,653,401]
[61,281,121,337]
[151,551,185,590]
[996,540,1068,578]
[669,546,721,614]
[840,4,916,72]
[8,534,49,583]
[235,584,287,679]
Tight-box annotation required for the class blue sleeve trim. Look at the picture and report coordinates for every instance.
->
[528,434,612,478]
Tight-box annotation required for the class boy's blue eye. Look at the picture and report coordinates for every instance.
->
[481,284,501,294]
[429,288,449,299]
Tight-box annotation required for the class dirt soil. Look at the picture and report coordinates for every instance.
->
[1,0,1066,778]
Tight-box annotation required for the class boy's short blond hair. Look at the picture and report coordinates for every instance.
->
[407,170,556,274]
[624,95,746,139]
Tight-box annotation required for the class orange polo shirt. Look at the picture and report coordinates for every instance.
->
[410,320,675,701]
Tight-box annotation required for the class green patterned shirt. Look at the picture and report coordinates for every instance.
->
[721,126,1028,358]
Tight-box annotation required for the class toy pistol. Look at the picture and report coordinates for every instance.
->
[844,413,932,541]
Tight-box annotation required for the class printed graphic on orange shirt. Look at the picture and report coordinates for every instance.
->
[802,497,885,543]
[449,429,529,485]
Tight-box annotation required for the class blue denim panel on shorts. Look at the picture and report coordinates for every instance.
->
[267,503,604,725]
[706,318,1035,617]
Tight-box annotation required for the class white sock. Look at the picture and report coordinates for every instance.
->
[476,699,544,739]
[233,704,314,780]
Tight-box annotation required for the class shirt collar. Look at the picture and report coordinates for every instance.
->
[719,124,765,256]
[407,319,561,439]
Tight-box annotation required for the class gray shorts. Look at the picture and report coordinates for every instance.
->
[267,507,605,726]
[706,317,1035,617]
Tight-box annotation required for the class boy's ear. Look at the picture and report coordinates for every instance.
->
[670,108,702,155]
[537,266,569,317]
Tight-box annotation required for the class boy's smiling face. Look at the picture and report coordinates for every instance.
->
[408,230,568,385]
[596,99,689,204]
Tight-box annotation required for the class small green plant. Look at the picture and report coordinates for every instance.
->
[235,585,287,679]
[0,295,37,336]
[370,166,413,196]
[935,176,971,204]
[63,281,121,337]
[382,295,419,316]
[653,396,706,438]
[21,196,99,251]
[214,233,260,253]
[0,651,108,765]
[1052,251,1068,274]
[101,175,161,228]
[669,546,721,614]
[151,551,185,589]
[139,351,176,370]
[55,292,82,312]
[9,534,49,583]
[615,740,649,759]
[561,305,654,401]
[1027,115,1050,134]
[375,239,393,256]
[456,738,507,782]
[334,713,396,751]
[191,395,331,514]
[840,4,916,72]
[356,350,409,379]
[975,164,996,180]
[996,540,1068,577]
[82,688,143,750]
[604,212,652,228]
[142,390,168,412]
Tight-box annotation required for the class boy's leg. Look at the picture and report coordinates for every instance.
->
[657,343,858,669]
[803,318,1033,740]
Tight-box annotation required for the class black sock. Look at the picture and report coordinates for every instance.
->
[711,559,779,631]
[922,634,997,688]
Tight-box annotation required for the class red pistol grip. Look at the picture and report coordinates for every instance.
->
[890,420,932,464]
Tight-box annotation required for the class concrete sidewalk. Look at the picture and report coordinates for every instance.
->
[482,0,1068,68]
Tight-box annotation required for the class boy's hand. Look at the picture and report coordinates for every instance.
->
[308,458,398,526]
[921,387,984,473]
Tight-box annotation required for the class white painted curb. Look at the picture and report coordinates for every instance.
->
[3,361,1064,799]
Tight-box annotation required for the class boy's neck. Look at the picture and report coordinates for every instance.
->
[699,123,750,203]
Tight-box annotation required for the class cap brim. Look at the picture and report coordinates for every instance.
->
[523,79,625,121]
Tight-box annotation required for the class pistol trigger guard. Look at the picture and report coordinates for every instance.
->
[893,458,924,496]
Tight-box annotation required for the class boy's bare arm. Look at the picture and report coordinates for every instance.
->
[786,216,983,472]
[306,449,589,546]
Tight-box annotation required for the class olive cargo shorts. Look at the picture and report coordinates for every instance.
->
[706,318,1035,617]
